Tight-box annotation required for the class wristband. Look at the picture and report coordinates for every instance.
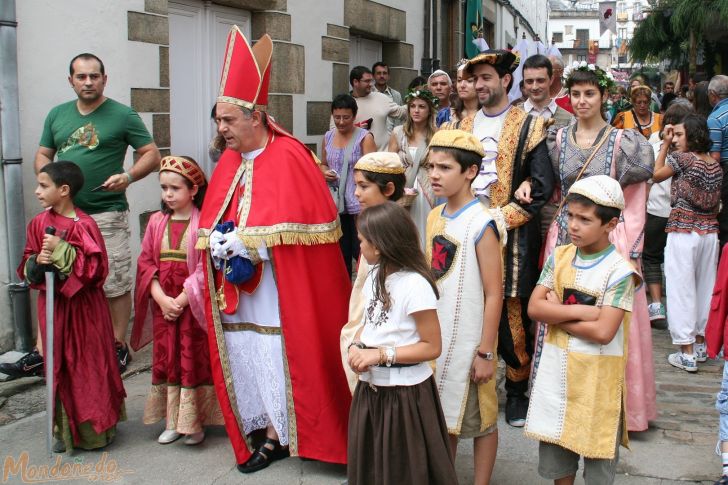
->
[124,171,134,184]
[347,341,365,351]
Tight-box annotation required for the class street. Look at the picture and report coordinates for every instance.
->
[0,328,720,484]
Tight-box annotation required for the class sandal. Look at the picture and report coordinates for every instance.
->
[236,438,290,474]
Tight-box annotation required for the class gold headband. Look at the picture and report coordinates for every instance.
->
[160,156,207,186]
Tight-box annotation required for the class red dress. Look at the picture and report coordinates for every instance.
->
[19,208,126,447]
[133,211,223,434]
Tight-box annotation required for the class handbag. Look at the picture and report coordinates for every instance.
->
[329,127,362,213]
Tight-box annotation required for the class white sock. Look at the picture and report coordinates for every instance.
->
[721,451,728,475]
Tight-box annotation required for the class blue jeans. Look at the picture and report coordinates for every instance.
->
[717,360,728,443]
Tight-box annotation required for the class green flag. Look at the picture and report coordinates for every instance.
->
[465,0,484,58]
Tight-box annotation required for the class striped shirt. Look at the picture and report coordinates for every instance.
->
[708,98,728,163]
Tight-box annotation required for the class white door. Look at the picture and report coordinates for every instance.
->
[349,37,382,71]
[168,1,251,174]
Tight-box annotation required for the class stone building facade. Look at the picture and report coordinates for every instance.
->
[2,0,544,352]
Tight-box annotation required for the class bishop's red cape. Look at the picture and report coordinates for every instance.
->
[19,209,126,444]
[197,122,352,464]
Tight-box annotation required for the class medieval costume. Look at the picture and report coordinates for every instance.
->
[526,175,640,464]
[197,26,351,469]
[538,124,657,431]
[448,50,556,425]
[20,208,126,451]
[426,197,506,435]
[131,157,224,441]
[526,242,638,458]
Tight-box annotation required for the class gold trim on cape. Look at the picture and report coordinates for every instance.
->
[235,156,342,247]
[222,322,281,335]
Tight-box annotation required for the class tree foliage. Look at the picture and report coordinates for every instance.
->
[630,0,728,70]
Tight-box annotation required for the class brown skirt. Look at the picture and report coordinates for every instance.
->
[347,375,458,485]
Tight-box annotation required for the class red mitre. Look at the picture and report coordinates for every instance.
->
[217,26,272,111]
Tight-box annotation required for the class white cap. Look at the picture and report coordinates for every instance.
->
[568,175,625,210]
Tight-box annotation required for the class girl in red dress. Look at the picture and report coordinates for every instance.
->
[132,156,223,445]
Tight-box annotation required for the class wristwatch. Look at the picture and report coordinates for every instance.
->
[476,350,494,361]
[385,347,396,367]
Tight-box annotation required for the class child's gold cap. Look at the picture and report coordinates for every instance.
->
[568,175,625,210]
[354,152,405,174]
[428,130,485,157]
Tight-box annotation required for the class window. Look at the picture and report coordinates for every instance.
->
[553,32,563,43]
[574,29,589,48]
[618,28,627,39]
[577,54,587,62]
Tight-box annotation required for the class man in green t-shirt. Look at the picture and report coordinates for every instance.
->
[31,53,161,374]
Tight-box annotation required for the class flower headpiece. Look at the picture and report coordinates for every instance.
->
[160,156,207,187]
[404,88,439,108]
[563,61,615,91]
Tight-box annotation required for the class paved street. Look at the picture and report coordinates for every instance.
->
[0,328,721,484]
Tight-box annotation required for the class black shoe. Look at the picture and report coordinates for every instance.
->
[115,342,131,373]
[236,438,290,474]
[52,439,66,453]
[505,395,529,427]
[0,350,44,379]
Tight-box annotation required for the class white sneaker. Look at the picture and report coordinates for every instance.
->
[184,431,205,446]
[158,429,182,444]
[648,302,666,321]
[667,351,698,372]
[695,342,708,363]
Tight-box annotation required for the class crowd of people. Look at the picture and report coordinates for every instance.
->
[4,23,728,485]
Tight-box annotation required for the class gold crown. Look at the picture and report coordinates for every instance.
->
[428,129,485,157]
[160,156,207,186]
[354,152,405,174]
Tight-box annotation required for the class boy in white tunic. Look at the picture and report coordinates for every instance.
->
[425,129,505,485]
[526,175,640,485]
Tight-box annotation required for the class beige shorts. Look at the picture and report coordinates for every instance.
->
[90,210,132,298]
[459,381,497,439]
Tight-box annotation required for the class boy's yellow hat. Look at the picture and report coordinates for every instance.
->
[428,129,485,157]
[354,152,405,174]
[568,175,625,210]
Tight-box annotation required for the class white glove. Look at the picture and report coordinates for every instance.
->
[209,230,226,261]
[218,232,249,260]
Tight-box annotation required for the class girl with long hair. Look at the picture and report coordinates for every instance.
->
[440,60,481,128]
[346,201,456,484]
[339,152,407,394]
[131,155,223,446]
[387,88,439,247]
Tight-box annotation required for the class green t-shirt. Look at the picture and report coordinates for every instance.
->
[39,98,153,214]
